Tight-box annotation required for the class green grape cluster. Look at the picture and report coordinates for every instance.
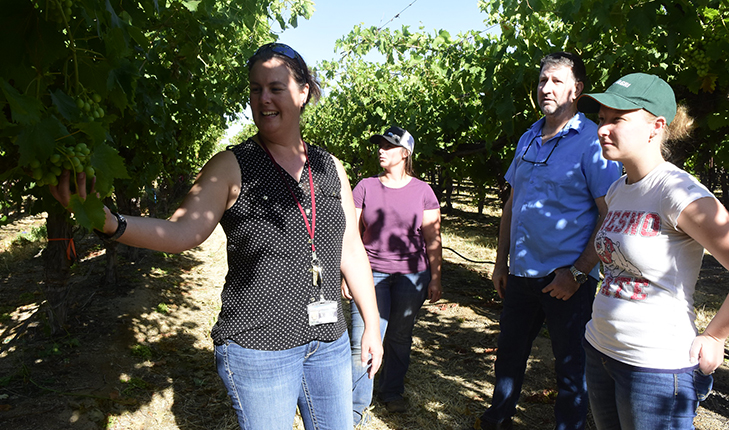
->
[76,93,105,122]
[693,49,711,78]
[679,41,709,77]
[45,0,74,24]
[28,143,94,187]
[680,32,723,78]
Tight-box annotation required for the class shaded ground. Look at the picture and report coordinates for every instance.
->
[0,204,727,429]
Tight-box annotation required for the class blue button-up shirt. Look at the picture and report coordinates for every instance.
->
[505,112,622,279]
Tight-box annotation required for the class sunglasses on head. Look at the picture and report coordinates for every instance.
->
[248,43,306,76]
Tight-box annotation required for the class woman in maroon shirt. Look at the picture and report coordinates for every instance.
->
[343,125,442,424]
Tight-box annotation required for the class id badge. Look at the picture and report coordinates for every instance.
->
[307,299,338,326]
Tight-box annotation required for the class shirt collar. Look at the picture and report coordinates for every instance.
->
[529,112,586,139]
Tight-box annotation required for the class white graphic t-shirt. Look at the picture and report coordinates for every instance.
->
[585,162,715,370]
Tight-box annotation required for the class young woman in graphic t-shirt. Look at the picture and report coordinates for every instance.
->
[578,73,729,429]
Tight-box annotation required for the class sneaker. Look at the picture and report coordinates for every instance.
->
[384,398,409,413]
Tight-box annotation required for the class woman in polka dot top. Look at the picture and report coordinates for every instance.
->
[50,43,383,430]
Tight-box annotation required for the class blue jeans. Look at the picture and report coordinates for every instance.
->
[585,342,713,430]
[481,273,596,430]
[215,332,353,430]
[350,270,429,425]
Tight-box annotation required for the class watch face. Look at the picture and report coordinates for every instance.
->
[571,266,587,284]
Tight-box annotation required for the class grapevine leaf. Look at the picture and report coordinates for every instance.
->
[105,0,123,28]
[275,15,286,30]
[182,1,201,12]
[303,1,315,18]
[107,60,137,105]
[439,30,452,43]
[700,75,718,93]
[105,27,132,62]
[0,79,43,125]
[180,42,198,59]
[50,89,80,122]
[0,3,65,79]
[702,8,720,20]
[127,26,149,48]
[707,111,729,131]
[704,39,723,62]
[68,194,106,231]
[79,61,113,100]
[77,121,108,145]
[90,143,130,196]
[16,117,70,166]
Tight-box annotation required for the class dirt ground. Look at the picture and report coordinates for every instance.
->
[0,207,728,430]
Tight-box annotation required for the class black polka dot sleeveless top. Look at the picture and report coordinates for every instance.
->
[211,138,347,350]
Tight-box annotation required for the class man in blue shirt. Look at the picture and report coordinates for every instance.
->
[475,52,622,430]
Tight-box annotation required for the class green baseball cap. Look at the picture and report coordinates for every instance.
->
[578,73,677,124]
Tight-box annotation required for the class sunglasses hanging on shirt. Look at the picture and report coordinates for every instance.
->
[521,133,566,166]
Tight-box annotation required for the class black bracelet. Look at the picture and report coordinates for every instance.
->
[95,212,127,242]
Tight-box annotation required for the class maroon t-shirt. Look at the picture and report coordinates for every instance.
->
[352,176,440,274]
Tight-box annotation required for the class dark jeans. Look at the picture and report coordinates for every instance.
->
[351,270,430,425]
[481,273,597,430]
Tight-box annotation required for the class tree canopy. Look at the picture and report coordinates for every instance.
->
[303,0,729,206]
[0,0,315,228]
[0,0,314,331]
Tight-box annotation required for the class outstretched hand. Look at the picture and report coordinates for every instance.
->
[49,170,95,209]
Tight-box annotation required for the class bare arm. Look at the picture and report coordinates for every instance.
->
[543,196,608,300]
[50,150,241,253]
[422,208,442,303]
[332,156,383,378]
[341,207,363,300]
[492,189,513,298]
[573,196,608,275]
[678,197,729,374]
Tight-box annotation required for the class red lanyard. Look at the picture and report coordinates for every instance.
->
[261,141,317,256]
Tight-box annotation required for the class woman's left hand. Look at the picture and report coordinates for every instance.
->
[679,198,729,375]
[689,333,726,375]
[428,279,442,303]
[340,281,353,300]
[362,326,384,379]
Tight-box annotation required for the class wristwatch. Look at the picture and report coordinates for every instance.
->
[569,265,588,284]
[94,212,127,242]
